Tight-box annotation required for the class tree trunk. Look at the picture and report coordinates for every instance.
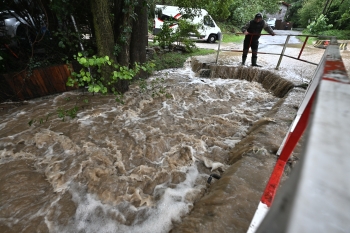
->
[90,0,124,92]
[130,0,148,79]
[90,0,115,60]
[114,0,133,66]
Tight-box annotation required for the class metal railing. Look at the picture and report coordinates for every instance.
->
[219,33,320,69]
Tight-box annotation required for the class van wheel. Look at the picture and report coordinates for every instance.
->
[207,34,216,43]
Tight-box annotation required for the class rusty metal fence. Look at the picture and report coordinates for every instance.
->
[220,33,321,69]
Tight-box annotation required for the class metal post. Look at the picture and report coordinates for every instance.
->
[298,36,309,60]
[216,32,222,64]
[70,15,84,51]
[275,35,290,70]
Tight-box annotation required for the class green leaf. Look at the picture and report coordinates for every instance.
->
[79,57,87,64]
[93,86,101,92]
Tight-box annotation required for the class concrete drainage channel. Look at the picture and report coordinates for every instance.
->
[190,56,295,98]
[170,56,306,233]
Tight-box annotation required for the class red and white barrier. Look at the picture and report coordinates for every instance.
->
[247,37,349,233]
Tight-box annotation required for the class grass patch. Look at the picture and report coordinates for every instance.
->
[152,48,216,71]
[222,33,244,43]
[318,30,350,40]
[216,23,244,43]
[298,29,350,45]
[296,35,316,45]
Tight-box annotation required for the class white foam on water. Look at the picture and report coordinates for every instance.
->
[223,138,241,148]
[50,165,201,233]
[0,61,282,232]
[0,122,6,131]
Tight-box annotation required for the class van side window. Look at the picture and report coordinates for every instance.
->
[203,15,214,27]
[159,14,171,21]
[158,14,178,27]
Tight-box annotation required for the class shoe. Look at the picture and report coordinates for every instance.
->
[242,55,247,65]
[252,57,262,67]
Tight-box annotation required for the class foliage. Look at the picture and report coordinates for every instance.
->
[154,18,199,52]
[306,14,333,34]
[299,29,350,46]
[284,0,303,28]
[134,76,172,99]
[316,29,350,40]
[216,22,240,34]
[226,0,279,27]
[297,0,349,30]
[28,96,90,126]
[155,20,178,49]
[153,0,278,31]
[204,1,232,21]
[328,0,350,30]
[56,106,79,121]
[53,28,96,59]
[27,58,50,77]
[174,19,200,52]
[66,52,155,100]
[151,48,215,70]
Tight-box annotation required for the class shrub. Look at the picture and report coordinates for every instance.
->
[154,18,200,52]
[306,14,333,34]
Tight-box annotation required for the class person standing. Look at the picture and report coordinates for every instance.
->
[241,13,275,67]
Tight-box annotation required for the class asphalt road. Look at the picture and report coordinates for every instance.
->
[196,30,303,50]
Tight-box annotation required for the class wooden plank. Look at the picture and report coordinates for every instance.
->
[0,64,77,102]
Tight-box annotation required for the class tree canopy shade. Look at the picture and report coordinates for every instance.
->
[1,0,348,89]
[1,0,148,93]
[169,0,278,24]
[287,0,350,29]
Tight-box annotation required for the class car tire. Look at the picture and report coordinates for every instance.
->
[207,34,216,43]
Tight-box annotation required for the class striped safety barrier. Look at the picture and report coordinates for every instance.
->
[247,37,350,233]
[314,40,347,50]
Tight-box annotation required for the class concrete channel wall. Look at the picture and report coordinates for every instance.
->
[173,38,350,233]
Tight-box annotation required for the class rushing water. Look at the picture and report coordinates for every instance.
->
[2,36,350,232]
[0,59,282,232]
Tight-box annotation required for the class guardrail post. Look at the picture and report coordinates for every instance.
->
[216,32,222,64]
[275,35,290,70]
[298,36,309,59]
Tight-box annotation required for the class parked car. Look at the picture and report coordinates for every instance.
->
[0,10,47,48]
[267,18,276,30]
[0,10,26,37]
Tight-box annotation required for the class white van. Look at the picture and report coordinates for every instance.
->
[153,5,222,43]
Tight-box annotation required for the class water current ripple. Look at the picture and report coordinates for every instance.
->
[0,60,281,233]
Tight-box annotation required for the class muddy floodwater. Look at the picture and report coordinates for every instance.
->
[1,40,349,233]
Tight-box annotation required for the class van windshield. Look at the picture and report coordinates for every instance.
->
[203,15,215,27]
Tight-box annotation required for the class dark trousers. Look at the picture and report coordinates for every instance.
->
[243,38,259,58]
